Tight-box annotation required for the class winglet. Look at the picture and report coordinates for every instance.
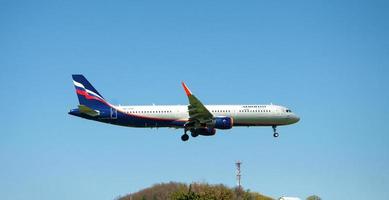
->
[181,81,192,96]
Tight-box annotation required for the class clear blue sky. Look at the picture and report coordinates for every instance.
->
[1,0,388,199]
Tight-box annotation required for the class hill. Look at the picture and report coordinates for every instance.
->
[118,182,274,200]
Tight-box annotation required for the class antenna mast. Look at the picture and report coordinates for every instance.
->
[236,161,242,188]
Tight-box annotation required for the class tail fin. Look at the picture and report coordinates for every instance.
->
[72,74,111,110]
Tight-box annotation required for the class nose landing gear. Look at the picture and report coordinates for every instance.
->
[272,125,279,138]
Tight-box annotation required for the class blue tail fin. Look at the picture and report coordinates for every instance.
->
[72,74,110,110]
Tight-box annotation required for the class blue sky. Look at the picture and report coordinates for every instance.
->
[1,0,388,199]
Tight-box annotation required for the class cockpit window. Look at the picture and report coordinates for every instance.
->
[286,109,292,113]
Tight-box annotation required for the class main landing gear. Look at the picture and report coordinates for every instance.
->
[181,128,190,142]
[181,128,200,141]
[190,131,199,138]
[272,125,279,138]
[181,133,189,141]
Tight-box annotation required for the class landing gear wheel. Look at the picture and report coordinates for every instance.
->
[181,134,189,141]
[191,132,198,138]
[272,125,279,138]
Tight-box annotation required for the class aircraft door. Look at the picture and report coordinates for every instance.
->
[275,108,282,116]
[231,108,238,118]
[111,108,117,119]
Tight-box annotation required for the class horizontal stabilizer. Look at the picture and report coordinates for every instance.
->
[78,105,100,117]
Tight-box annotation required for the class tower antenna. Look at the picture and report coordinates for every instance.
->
[235,161,242,189]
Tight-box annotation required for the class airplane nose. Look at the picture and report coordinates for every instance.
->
[293,114,300,123]
[288,114,300,124]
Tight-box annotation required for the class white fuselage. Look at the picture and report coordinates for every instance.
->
[115,104,300,127]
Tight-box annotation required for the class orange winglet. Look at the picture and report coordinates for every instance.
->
[181,82,192,96]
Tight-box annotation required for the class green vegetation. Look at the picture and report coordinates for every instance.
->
[306,195,321,200]
[118,182,274,200]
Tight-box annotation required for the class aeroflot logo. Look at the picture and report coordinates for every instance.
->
[242,105,266,108]
[73,80,108,104]
[73,81,103,99]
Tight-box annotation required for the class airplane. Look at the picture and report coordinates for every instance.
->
[69,75,300,141]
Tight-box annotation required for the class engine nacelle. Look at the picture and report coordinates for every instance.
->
[212,117,233,129]
[190,127,216,136]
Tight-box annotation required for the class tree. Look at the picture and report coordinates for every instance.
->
[171,184,201,200]
[306,195,321,200]
[171,190,200,200]
[118,182,274,200]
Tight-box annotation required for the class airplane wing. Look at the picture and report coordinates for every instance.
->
[181,82,214,128]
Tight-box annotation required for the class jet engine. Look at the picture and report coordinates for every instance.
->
[211,116,233,129]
